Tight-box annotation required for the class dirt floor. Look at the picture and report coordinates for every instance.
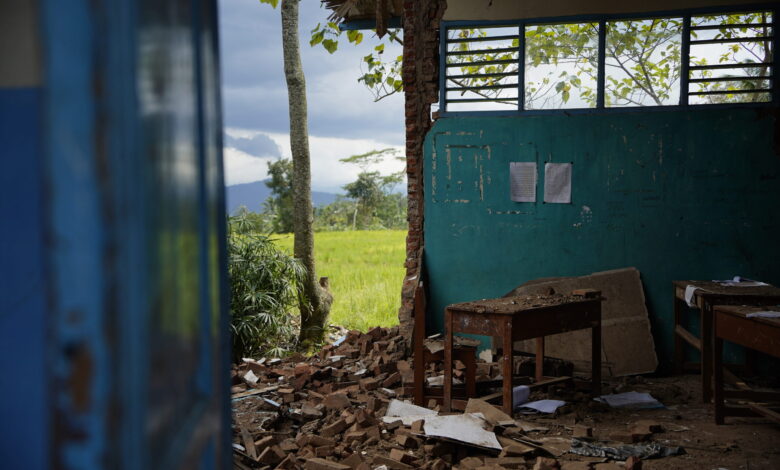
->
[520,374,780,469]
[231,328,780,470]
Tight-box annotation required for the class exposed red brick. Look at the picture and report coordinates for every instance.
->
[398,0,447,339]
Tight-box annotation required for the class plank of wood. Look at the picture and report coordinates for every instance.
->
[530,376,571,389]
[748,404,780,424]
[240,425,257,460]
[723,369,751,391]
[675,325,701,350]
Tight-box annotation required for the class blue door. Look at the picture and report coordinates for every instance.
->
[0,1,230,469]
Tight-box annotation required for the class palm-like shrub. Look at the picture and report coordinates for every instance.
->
[228,212,306,359]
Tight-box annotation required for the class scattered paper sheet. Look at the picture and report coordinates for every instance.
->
[596,391,663,409]
[423,413,502,450]
[544,163,572,204]
[513,385,530,409]
[517,399,566,414]
[510,162,537,202]
[684,285,699,307]
[383,399,437,425]
[385,400,437,418]
[747,311,780,319]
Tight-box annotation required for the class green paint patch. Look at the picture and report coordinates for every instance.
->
[274,230,406,331]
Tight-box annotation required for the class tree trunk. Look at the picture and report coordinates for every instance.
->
[281,0,333,352]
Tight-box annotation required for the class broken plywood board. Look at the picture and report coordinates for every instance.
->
[505,268,657,376]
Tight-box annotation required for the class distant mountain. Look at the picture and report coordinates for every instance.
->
[226,180,338,214]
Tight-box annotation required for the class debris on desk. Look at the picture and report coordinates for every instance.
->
[713,276,769,287]
[746,310,780,319]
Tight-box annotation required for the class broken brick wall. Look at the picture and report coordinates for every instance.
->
[398,0,447,338]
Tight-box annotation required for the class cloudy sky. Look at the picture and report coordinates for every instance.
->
[218,0,405,193]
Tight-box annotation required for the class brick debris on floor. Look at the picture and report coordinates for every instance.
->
[231,326,780,470]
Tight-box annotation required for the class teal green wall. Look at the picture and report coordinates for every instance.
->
[423,108,780,371]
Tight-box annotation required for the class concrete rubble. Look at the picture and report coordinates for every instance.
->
[231,326,681,470]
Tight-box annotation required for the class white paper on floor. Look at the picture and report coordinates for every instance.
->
[517,399,567,414]
[422,413,502,450]
[512,385,530,409]
[596,391,663,409]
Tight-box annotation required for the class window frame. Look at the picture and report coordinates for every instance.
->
[438,3,779,116]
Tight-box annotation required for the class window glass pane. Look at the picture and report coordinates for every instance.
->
[524,23,599,109]
[445,26,520,111]
[689,12,773,104]
[604,18,683,107]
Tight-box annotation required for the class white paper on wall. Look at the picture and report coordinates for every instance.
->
[509,162,537,202]
[544,162,572,204]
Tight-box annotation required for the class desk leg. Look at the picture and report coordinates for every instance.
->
[744,348,756,377]
[714,335,725,425]
[592,316,602,396]
[464,350,476,399]
[443,308,453,412]
[502,318,514,416]
[535,337,544,383]
[673,290,685,375]
[701,302,713,403]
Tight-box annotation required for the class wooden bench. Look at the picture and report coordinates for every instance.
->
[673,280,780,402]
[713,305,780,425]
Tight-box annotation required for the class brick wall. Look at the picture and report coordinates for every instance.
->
[398,0,446,338]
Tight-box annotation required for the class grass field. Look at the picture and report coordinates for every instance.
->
[273,230,406,331]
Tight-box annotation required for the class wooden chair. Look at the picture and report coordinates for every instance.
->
[412,280,477,407]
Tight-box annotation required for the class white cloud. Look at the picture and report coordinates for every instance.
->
[223,147,275,186]
[225,127,405,193]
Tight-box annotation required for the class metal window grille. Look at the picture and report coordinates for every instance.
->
[439,7,777,115]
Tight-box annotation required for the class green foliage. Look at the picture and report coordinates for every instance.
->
[258,0,279,8]
[339,148,401,170]
[689,12,773,103]
[339,148,405,230]
[449,13,772,108]
[228,212,306,360]
[308,21,403,101]
[311,12,770,107]
[265,158,295,234]
[274,230,405,331]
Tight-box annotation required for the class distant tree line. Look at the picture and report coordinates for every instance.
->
[238,148,407,233]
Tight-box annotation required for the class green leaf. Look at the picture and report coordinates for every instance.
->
[322,39,338,54]
[347,30,363,45]
[258,0,279,8]
[310,31,324,47]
